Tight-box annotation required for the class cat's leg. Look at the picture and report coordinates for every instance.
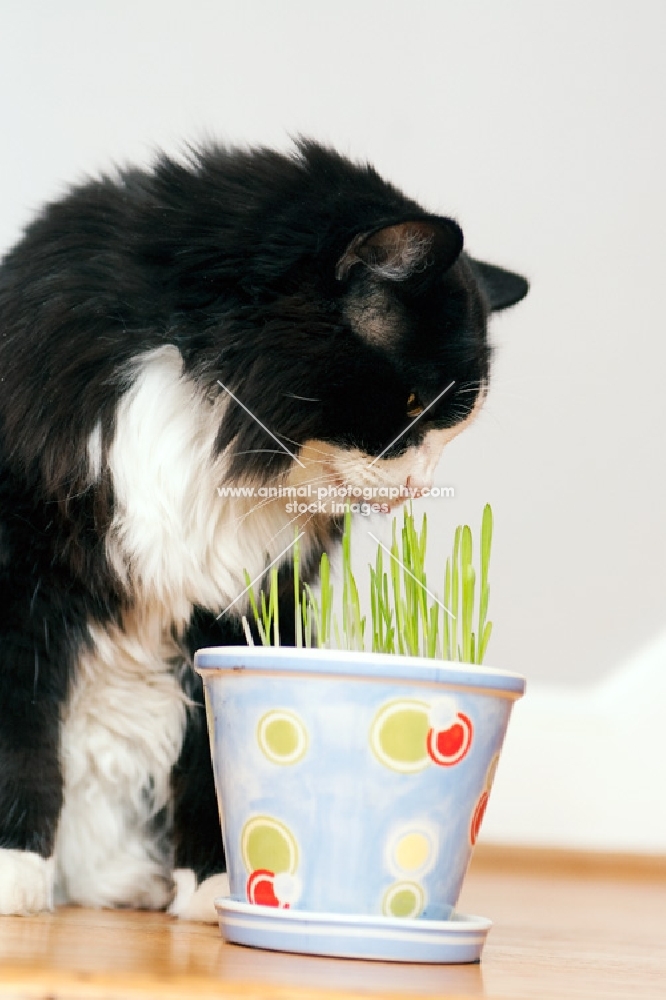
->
[169,608,232,921]
[0,632,64,915]
[169,607,255,922]
[170,562,313,921]
[0,850,55,915]
[169,664,228,921]
[54,616,185,912]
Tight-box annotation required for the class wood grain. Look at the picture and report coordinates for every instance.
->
[0,851,663,999]
[471,843,666,881]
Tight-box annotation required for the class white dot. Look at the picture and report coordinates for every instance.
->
[273,872,302,906]
[428,697,458,731]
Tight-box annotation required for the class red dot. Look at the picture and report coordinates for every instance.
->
[426,713,473,766]
[437,722,465,757]
[247,869,282,908]
[470,791,489,845]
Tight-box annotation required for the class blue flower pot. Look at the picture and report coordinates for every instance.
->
[195,646,524,922]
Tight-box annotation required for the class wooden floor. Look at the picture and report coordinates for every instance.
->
[0,850,664,1000]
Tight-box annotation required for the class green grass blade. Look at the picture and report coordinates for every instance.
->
[270,565,280,646]
[390,520,405,654]
[301,588,312,648]
[451,526,461,661]
[478,620,493,663]
[293,530,302,649]
[427,602,439,658]
[244,569,268,645]
[369,564,378,651]
[304,582,320,645]
[462,526,474,661]
[478,503,493,658]
[319,551,331,647]
[443,557,451,659]
[259,588,272,646]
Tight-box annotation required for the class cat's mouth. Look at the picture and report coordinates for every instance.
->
[285,398,486,515]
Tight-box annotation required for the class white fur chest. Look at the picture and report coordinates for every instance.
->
[104,344,306,622]
[54,614,187,908]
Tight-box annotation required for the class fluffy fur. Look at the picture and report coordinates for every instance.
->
[0,139,528,918]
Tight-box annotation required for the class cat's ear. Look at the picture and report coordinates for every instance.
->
[335,218,463,282]
[469,259,529,312]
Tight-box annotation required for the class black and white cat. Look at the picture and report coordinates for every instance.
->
[0,139,527,919]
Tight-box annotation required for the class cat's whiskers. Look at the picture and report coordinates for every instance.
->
[269,435,441,496]
[226,470,344,529]
[234,507,323,602]
[455,385,485,396]
[283,393,321,403]
[335,459,395,488]
[231,449,297,457]
[261,504,320,549]
[274,434,337,461]
[286,438,410,489]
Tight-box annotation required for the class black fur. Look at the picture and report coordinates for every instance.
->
[0,139,528,904]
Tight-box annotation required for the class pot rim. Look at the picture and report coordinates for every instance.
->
[194,645,525,698]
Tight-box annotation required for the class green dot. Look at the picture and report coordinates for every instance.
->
[257,710,307,765]
[389,887,419,918]
[265,718,299,757]
[382,880,425,919]
[379,707,429,764]
[242,817,298,874]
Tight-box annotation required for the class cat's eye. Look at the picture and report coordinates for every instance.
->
[406,392,424,418]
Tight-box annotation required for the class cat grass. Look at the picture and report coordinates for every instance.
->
[243,504,493,665]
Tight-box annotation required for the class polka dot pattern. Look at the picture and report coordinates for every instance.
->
[371,697,474,772]
[233,690,502,917]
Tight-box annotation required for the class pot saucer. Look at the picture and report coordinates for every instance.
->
[214,897,492,963]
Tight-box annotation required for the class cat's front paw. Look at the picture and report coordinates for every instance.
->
[168,868,229,922]
[0,849,55,915]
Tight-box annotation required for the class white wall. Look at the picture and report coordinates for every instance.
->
[482,628,666,853]
[2,1,664,848]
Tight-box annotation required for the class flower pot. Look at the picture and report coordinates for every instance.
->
[195,645,524,961]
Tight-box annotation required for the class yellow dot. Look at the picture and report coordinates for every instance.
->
[394,832,431,874]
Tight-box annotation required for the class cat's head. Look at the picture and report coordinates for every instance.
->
[296,216,528,505]
[208,143,528,506]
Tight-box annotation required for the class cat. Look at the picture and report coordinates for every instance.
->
[0,138,528,920]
